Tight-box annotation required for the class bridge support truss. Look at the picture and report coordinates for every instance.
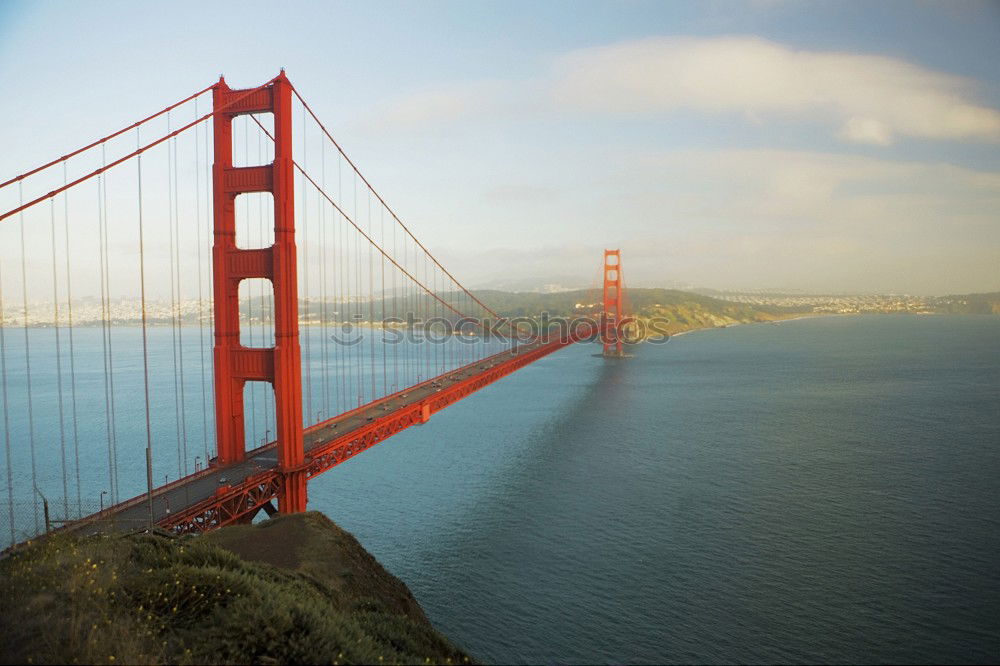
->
[211,72,306,513]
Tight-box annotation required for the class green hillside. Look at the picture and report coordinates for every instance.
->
[474,287,808,335]
[0,512,471,665]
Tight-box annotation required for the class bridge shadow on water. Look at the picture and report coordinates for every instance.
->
[410,342,658,663]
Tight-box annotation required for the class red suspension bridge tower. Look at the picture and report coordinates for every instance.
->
[211,72,306,513]
[601,249,629,358]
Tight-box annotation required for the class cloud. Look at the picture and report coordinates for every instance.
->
[594,147,1000,291]
[428,147,1000,294]
[364,35,1000,146]
[551,36,1000,144]
[360,81,510,132]
[372,88,484,130]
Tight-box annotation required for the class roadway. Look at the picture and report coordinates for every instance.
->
[80,336,555,533]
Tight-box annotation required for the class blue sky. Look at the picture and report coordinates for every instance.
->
[1,0,999,294]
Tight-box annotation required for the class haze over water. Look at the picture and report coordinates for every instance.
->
[308,315,1000,663]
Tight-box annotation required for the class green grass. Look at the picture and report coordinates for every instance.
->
[1,513,472,665]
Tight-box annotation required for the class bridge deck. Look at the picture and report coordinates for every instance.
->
[73,331,588,535]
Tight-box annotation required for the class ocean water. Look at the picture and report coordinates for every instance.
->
[3,315,999,662]
[307,314,1000,663]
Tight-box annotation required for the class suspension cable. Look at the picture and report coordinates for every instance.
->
[0,240,14,545]
[136,132,155,520]
[320,136,330,418]
[176,123,190,472]
[18,183,39,533]
[203,108,215,459]
[194,99,210,464]
[301,110,313,424]
[97,145,120,504]
[0,84,214,191]
[50,199,69,517]
[167,112,183,479]
[63,165,82,516]
[290,84,506,323]
[368,190,375,401]
[0,78,278,224]
[296,163,508,332]
[245,112,520,337]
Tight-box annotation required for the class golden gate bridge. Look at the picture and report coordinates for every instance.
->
[0,71,630,547]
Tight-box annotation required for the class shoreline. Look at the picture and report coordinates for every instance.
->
[666,312,843,339]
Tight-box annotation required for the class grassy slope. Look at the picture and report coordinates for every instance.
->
[0,512,471,665]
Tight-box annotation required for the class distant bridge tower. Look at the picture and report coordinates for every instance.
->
[601,249,627,358]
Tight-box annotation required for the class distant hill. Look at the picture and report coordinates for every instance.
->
[474,287,810,336]
[931,292,1000,315]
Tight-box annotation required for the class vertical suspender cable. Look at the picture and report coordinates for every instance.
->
[167,113,183,478]
[18,183,39,533]
[302,111,312,422]
[0,248,15,545]
[97,166,112,501]
[63,165,82,515]
[436,266,441,373]
[322,141,339,417]
[351,169,365,407]
[424,252,430,381]
[173,127,189,474]
[391,209,398,392]
[50,199,69,517]
[408,234,414,387]
[97,149,118,504]
[136,132,155,527]
[355,172,362,405]
[104,146,120,501]
[195,101,210,463]
[204,111,215,458]
[320,139,329,420]
[380,206,387,397]
[339,152,348,413]
[368,191,375,401]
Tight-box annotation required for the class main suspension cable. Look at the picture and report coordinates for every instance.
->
[0,78,278,224]
[290,85,506,324]
[0,83,214,191]
[244,110,519,337]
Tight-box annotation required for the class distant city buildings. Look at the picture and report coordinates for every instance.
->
[712,292,937,314]
[1,291,990,327]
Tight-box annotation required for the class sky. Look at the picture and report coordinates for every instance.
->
[1,0,999,295]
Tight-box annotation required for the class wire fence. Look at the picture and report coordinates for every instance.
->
[0,498,153,551]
